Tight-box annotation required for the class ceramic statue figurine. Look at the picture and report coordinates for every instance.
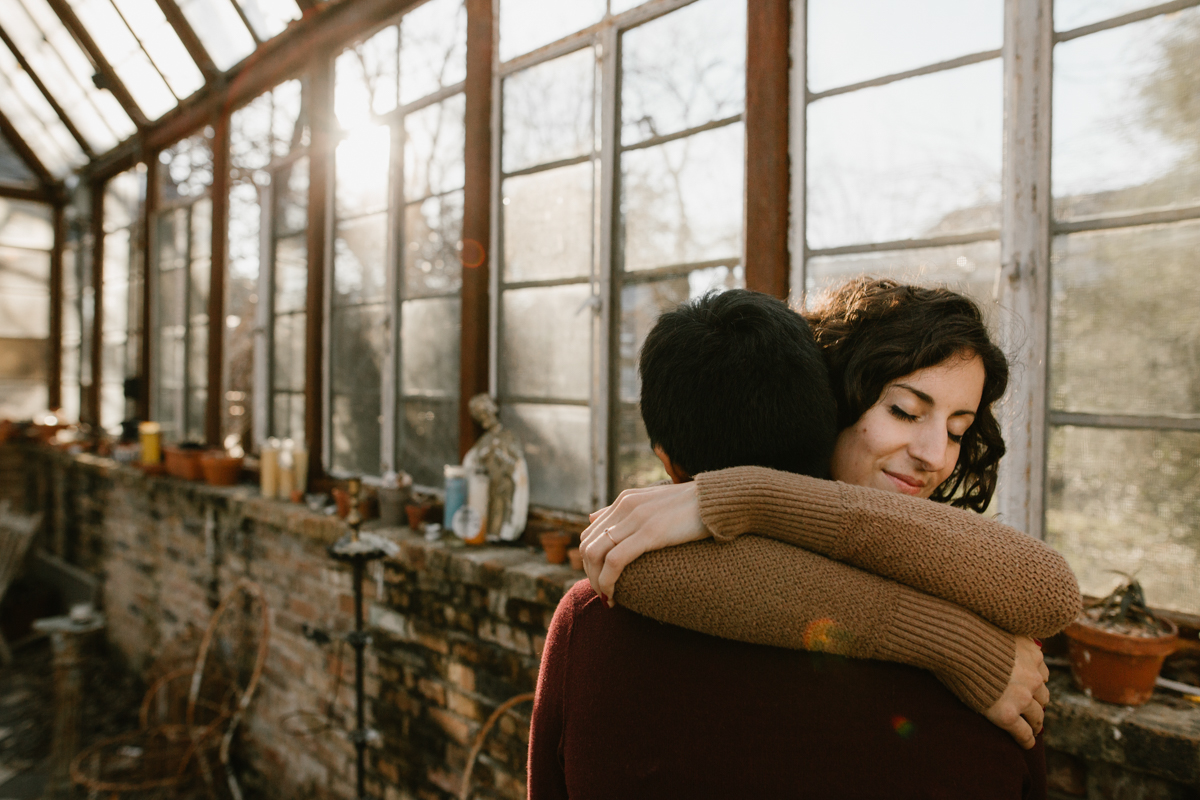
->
[461,394,529,542]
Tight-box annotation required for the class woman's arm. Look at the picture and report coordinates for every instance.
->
[616,535,1048,747]
[696,466,1081,637]
[584,467,1080,638]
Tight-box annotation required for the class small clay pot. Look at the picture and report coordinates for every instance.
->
[333,487,351,519]
[164,445,206,481]
[1064,618,1178,705]
[405,502,431,529]
[540,531,572,565]
[567,547,583,571]
[200,454,243,486]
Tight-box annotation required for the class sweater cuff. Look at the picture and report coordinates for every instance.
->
[876,591,1015,714]
[695,466,844,551]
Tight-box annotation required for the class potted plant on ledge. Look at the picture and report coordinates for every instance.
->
[1064,574,1178,706]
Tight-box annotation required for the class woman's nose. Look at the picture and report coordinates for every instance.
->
[908,424,951,472]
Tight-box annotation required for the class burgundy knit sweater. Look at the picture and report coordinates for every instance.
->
[528,581,1047,800]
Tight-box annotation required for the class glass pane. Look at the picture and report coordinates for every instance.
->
[404,191,463,297]
[500,283,591,401]
[228,182,261,287]
[1050,222,1200,416]
[622,123,743,271]
[1046,426,1200,614]
[1055,0,1161,31]
[108,0,205,99]
[336,126,391,216]
[503,161,592,282]
[271,391,304,441]
[274,235,307,313]
[805,240,1003,327]
[333,212,388,306]
[335,26,399,129]
[400,0,467,105]
[226,177,258,446]
[272,311,305,392]
[191,197,212,261]
[186,386,206,441]
[330,303,386,475]
[157,264,183,329]
[176,0,256,72]
[808,0,1002,94]
[0,247,48,337]
[621,0,745,145]
[401,296,459,397]
[157,209,186,270]
[0,198,54,249]
[276,157,308,236]
[404,93,465,200]
[1052,8,1200,220]
[67,0,177,119]
[502,47,595,173]
[104,171,141,232]
[398,398,458,488]
[615,270,742,493]
[188,321,207,387]
[160,134,213,200]
[0,48,85,175]
[103,229,130,334]
[235,0,301,41]
[0,0,136,148]
[499,0,604,62]
[272,80,304,158]
[807,60,1002,249]
[499,402,591,511]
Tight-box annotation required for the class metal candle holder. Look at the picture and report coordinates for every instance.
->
[327,477,393,800]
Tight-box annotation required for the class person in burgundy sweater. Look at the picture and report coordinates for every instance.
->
[526,290,1045,799]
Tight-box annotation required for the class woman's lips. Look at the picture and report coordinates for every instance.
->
[884,471,925,496]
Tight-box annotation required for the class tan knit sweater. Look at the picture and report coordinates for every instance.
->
[615,466,1082,714]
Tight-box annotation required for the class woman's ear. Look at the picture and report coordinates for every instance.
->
[653,445,693,484]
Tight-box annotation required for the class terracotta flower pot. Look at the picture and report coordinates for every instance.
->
[540,531,572,565]
[567,547,583,571]
[164,446,206,481]
[405,502,431,529]
[1064,618,1178,705]
[200,454,244,486]
[333,488,351,518]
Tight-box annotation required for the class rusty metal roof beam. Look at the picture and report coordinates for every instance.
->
[86,0,417,180]
[41,0,149,129]
[151,0,219,81]
[0,22,96,159]
[0,182,54,202]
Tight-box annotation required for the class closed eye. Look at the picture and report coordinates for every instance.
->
[889,405,917,422]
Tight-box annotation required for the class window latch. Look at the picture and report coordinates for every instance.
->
[575,294,602,316]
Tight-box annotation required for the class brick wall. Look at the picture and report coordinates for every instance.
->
[27,447,578,800]
[16,445,1200,800]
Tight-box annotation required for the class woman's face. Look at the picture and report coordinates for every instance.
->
[830,353,986,499]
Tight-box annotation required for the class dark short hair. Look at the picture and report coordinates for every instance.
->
[639,289,837,479]
[807,277,1009,512]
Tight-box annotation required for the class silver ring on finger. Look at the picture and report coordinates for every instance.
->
[603,527,616,546]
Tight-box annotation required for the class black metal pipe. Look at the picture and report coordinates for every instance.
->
[353,557,366,800]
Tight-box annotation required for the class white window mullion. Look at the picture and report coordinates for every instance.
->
[788,0,807,307]
[996,0,1053,538]
[595,23,619,507]
[253,181,273,449]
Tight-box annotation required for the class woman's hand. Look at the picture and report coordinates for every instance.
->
[984,636,1050,750]
[580,482,710,606]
